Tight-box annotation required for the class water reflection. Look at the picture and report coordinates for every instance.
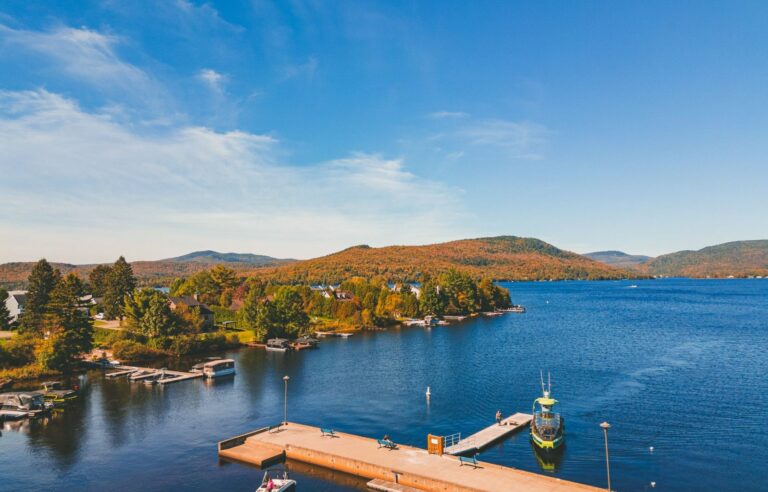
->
[531,441,564,473]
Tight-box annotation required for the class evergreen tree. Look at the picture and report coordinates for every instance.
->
[38,273,93,372]
[418,280,446,316]
[141,294,177,339]
[19,259,59,334]
[238,289,273,342]
[124,288,177,338]
[273,286,309,338]
[104,256,136,320]
[88,264,112,297]
[0,288,12,330]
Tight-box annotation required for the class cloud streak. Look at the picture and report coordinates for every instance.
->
[0,89,467,263]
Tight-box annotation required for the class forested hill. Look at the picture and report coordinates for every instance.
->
[247,236,633,284]
[163,250,294,264]
[584,250,653,269]
[0,252,292,289]
[642,240,768,277]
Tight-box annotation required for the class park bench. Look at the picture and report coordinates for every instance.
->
[377,439,398,450]
[321,428,337,437]
[458,454,480,468]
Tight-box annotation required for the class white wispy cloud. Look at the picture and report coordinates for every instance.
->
[197,68,227,94]
[457,119,549,159]
[0,24,154,93]
[427,111,469,119]
[0,89,466,263]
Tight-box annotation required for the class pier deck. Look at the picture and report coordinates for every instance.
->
[444,413,532,455]
[107,366,202,385]
[218,422,601,492]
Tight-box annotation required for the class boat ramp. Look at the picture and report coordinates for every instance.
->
[218,422,602,492]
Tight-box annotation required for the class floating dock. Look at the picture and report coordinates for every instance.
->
[444,413,532,455]
[218,422,602,492]
[106,366,202,385]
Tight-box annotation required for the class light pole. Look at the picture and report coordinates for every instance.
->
[282,375,290,427]
[600,422,611,491]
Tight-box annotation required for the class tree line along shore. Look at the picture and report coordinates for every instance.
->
[1,257,513,382]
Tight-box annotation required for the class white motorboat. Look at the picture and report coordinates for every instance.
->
[266,338,291,352]
[0,392,51,418]
[255,471,296,491]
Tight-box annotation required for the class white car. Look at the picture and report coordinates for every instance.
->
[94,313,105,320]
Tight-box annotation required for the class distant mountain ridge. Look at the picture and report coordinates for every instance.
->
[247,235,635,284]
[642,240,768,277]
[0,251,294,289]
[163,250,294,264]
[584,250,653,269]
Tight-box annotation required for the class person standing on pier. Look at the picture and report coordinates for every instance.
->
[496,410,502,425]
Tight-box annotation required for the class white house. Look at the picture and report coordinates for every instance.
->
[5,290,27,323]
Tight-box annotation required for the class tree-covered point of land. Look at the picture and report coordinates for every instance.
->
[239,285,309,342]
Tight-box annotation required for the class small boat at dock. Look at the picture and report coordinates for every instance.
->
[255,471,296,491]
[501,305,526,313]
[191,357,222,373]
[531,372,565,453]
[202,359,236,378]
[0,392,52,419]
[266,338,292,352]
[40,381,78,404]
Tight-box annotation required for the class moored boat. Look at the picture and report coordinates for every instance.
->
[530,372,565,453]
[255,471,296,491]
[202,359,236,378]
[266,338,291,352]
[40,381,78,404]
[0,392,52,419]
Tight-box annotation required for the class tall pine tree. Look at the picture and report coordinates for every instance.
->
[104,256,136,320]
[0,288,12,330]
[88,264,112,297]
[19,259,60,335]
[38,273,94,371]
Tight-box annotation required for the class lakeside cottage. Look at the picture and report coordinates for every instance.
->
[168,295,215,329]
[4,290,26,323]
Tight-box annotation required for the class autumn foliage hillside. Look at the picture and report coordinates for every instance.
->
[247,236,632,283]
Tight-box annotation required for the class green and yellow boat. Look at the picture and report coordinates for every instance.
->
[531,372,565,452]
[40,381,78,405]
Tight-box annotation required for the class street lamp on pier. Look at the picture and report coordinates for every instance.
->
[283,375,290,427]
[600,422,612,491]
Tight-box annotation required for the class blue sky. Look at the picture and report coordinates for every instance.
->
[1,1,766,263]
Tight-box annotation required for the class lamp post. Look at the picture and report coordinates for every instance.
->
[600,422,611,491]
[282,375,290,427]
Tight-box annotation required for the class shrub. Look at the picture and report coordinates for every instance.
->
[111,340,164,361]
[0,334,37,368]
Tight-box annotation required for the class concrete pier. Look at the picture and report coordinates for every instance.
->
[444,413,532,455]
[218,422,602,492]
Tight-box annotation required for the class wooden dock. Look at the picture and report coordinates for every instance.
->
[218,422,602,492]
[106,366,203,385]
[444,413,532,455]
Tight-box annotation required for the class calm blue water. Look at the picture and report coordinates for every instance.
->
[1,278,766,491]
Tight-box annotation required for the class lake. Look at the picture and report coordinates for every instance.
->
[1,278,766,491]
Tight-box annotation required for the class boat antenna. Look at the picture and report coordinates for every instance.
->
[540,370,545,395]
[548,371,552,393]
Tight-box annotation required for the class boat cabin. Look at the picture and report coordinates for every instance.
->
[202,359,236,378]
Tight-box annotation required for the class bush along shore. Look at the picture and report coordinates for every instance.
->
[2,257,513,382]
